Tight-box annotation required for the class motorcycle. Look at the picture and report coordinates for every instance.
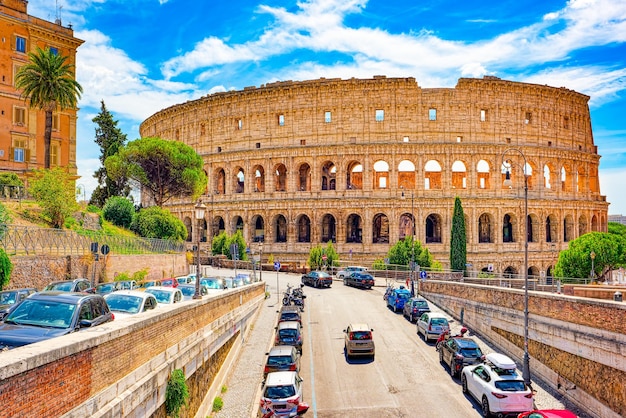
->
[282,284,306,311]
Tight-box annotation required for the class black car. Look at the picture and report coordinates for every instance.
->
[0,288,38,320]
[343,272,375,289]
[44,278,92,293]
[439,337,484,377]
[301,271,332,288]
[0,291,114,350]
[402,297,431,322]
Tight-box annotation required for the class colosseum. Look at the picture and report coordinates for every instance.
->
[139,75,608,278]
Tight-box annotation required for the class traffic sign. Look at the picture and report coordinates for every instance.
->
[274,261,281,271]
[322,255,327,261]
[101,244,110,255]
[420,270,427,279]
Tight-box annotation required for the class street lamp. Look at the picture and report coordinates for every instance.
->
[258,241,263,282]
[401,188,416,296]
[501,147,531,388]
[193,201,207,299]
[590,251,596,283]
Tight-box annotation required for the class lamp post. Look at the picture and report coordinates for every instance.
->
[502,147,531,388]
[258,241,263,282]
[401,188,416,296]
[590,251,596,283]
[193,201,207,299]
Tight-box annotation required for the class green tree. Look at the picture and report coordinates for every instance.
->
[15,47,82,169]
[0,248,13,290]
[90,101,130,207]
[554,231,626,281]
[105,137,207,207]
[212,231,228,256]
[224,231,247,261]
[102,196,135,229]
[387,236,435,269]
[449,196,467,273]
[28,168,79,228]
[130,206,186,240]
[307,242,338,270]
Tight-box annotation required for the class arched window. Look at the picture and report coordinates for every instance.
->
[275,164,287,192]
[298,163,311,191]
[477,160,490,189]
[252,216,265,242]
[275,215,287,242]
[425,214,442,243]
[184,217,192,242]
[424,160,442,190]
[346,214,363,243]
[372,213,390,243]
[451,161,467,189]
[373,161,389,189]
[296,215,311,242]
[347,161,363,190]
[398,160,416,189]
[235,168,245,193]
[399,213,415,240]
[321,161,336,191]
[478,213,492,243]
[321,214,336,242]
[503,214,514,242]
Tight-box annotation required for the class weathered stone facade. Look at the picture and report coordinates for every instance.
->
[140,76,608,275]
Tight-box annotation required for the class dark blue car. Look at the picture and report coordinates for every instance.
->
[386,287,412,312]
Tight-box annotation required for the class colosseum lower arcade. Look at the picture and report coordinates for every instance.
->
[140,75,608,279]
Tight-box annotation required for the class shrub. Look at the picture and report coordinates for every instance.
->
[0,248,12,290]
[103,196,135,229]
[130,206,186,240]
[165,369,189,418]
[212,396,224,413]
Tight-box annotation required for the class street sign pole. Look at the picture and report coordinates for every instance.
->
[274,261,281,305]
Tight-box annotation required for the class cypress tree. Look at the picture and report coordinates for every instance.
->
[450,196,467,274]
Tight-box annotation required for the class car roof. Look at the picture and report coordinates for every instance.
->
[277,321,300,329]
[268,345,297,356]
[425,312,447,318]
[280,305,300,312]
[348,323,371,331]
[29,291,96,303]
[0,288,37,293]
[486,353,517,369]
[105,290,152,299]
[145,286,179,292]
[394,288,411,294]
[264,371,298,386]
[453,338,480,348]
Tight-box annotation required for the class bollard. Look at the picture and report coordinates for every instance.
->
[614,291,622,302]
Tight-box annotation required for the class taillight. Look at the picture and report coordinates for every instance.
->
[264,365,270,373]
[524,393,533,399]
[492,392,507,399]
[428,324,433,331]
[289,364,297,371]
[111,313,115,320]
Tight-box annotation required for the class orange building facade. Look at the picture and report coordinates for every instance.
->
[0,0,83,183]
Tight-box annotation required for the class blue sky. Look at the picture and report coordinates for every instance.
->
[29,0,626,213]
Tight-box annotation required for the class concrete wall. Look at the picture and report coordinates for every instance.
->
[420,280,626,418]
[0,283,265,418]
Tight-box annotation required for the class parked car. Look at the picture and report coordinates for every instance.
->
[0,291,114,349]
[232,276,245,288]
[44,278,91,293]
[264,345,301,377]
[104,290,158,319]
[343,272,375,289]
[278,305,302,325]
[94,282,119,295]
[200,277,226,290]
[461,353,533,417]
[301,270,332,288]
[275,321,303,353]
[402,297,431,322]
[336,266,368,279]
[343,323,375,359]
[517,410,578,418]
[177,284,209,300]
[175,276,191,285]
[259,371,308,417]
[416,311,450,342]
[439,337,484,377]
[144,286,183,304]
[386,286,411,312]
[0,288,37,320]
[236,273,252,285]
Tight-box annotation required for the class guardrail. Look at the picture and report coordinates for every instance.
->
[0,224,185,255]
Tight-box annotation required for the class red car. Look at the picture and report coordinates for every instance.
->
[518,410,578,418]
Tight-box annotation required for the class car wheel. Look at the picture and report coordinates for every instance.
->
[461,375,468,394]
[481,396,492,418]
[449,360,456,378]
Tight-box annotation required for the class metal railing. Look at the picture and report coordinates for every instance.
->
[0,224,185,256]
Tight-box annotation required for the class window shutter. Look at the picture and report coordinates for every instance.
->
[9,147,14,161]
[25,148,31,161]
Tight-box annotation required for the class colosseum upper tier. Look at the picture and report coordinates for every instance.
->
[140,75,608,278]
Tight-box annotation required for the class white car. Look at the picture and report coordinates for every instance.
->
[104,290,158,319]
[144,286,183,304]
[336,266,367,279]
[461,353,533,417]
[260,371,309,417]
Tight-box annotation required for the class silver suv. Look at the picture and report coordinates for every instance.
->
[337,266,368,279]
[343,323,375,359]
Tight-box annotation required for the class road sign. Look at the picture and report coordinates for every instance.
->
[420,270,427,279]
[101,244,110,255]
[246,246,251,254]
[322,255,327,261]
[274,261,281,271]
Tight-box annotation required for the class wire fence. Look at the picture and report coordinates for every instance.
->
[0,224,185,256]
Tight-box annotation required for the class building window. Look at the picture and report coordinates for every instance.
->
[50,144,59,166]
[403,136,409,143]
[375,109,384,122]
[300,139,306,146]
[256,142,261,148]
[13,107,26,126]
[429,108,437,121]
[325,111,331,123]
[238,119,242,130]
[480,109,487,122]
[563,116,569,129]
[49,47,58,55]
[52,114,60,131]
[15,36,26,53]
[13,139,26,162]
[525,112,532,124]
[456,136,462,143]
[278,114,285,126]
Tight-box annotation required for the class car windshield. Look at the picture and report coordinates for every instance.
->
[280,312,300,321]
[146,290,172,303]
[460,347,482,357]
[494,380,527,392]
[179,287,196,297]
[279,329,298,338]
[96,284,116,293]
[45,282,74,292]
[414,300,428,307]
[397,293,410,300]
[0,291,17,305]
[431,318,448,326]
[349,331,371,340]
[201,279,223,289]
[5,299,76,328]
[264,384,296,399]
[267,355,294,366]
[106,295,142,314]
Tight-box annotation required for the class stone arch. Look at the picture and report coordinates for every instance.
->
[560,164,570,192]
[577,167,586,193]
[232,215,244,234]
[502,213,516,242]
[451,160,467,189]
[373,160,389,189]
[545,214,558,243]
[274,163,287,192]
[398,160,416,189]
[528,265,540,279]
[321,161,336,191]
[503,266,518,278]
[477,159,491,189]
[563,214,574,242]
[372,213,390,243]
[275,214,287,243]
[578,214,588,236]
[321,214,336,243]
[234,167,244,193]
[543,164,553,189]
[346,213,363,243]
[253,165,265,192]
[184,216,192,242]
[424,160,442,190]
[216,168,226,194]
[347,161,363,190]
[399,213,415,240]
[591,214,598,232]
[528,213,539,242]
[296,215,311,242]
[215,216,225,235]
[425,213,442,243]
[298,163,311,192]
[478,213,494,243]
[252,215,265,242]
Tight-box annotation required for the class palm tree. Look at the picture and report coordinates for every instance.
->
[15,47,83,169]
